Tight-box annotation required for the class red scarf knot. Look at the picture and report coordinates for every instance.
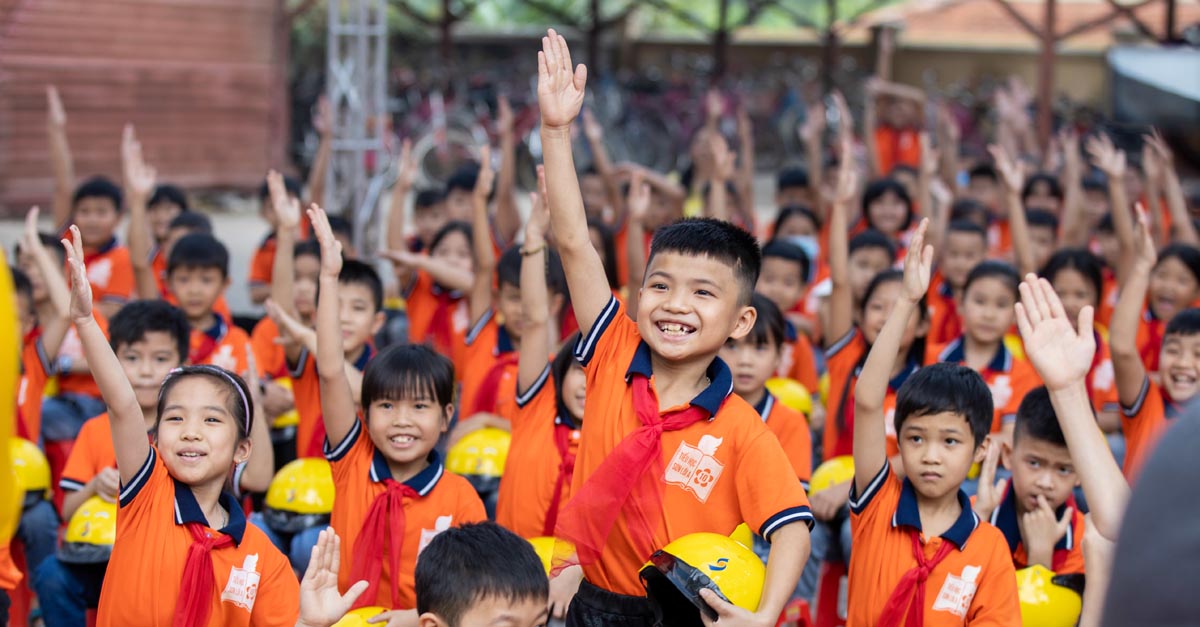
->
[877,531,957,627]
[173,522,234,627]
[350,479,419,608]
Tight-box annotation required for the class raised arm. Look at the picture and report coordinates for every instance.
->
[734,105,756,226]
[46,86,75,230]
[122,126,162,300]
[854,219,933,493]
[309,207,356,446]
[918,132,946,248]
[538,29,609,336]
[1087,135,1134,282]
[825,133,858,346]
[238,349,276,494]
[863,80,882,179]
[492,96,522,246]
[268,170,303,317]
[1110,211,1155,406]
[581,108,626,225]
[1145,131,1199,246]
[24,208,71,358]
[991,144,1036,275]
[1057,129,1089,248]
[705,135,734,223]
[63,227,148,483]
[305,97,332,206]
[468,145,497,325]
[385,139,417,254]
[935,104,961,193]
[517,192,553,394]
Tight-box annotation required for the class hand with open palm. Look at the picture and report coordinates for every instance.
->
[537,29,587,131]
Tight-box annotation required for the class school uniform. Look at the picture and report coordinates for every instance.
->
[930,337,1041,433]
[986,479,1085,573]
[824,328,913,460]
[325,418,486,609]
[1120,375,1181,482]
[987,220,1012,260]
[847,462,1021,626]
[16,333,54,441]
[404,270,469,368]
[566,297,812,605]
[1135,308,1165,377]
[874,125,921,177]
[779,321,819,392]
[76,237,135,307]
[926,273,962,347]
[42,313,111,443]
[96,448,298,626]
[188,315,252,374]
[754,392,813,485]
[1088,325,1120,416]
[289,345,373,459]
[494,366,581,538]
[249,317,287,381]
[458,309,519,420]
[248,234,278,293]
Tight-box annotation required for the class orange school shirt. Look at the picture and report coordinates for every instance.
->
[249,317,288,379]
[248,234,277,288]
[572,297,813,596]
[927,273,962,347]
[874,125,921,178]
[1088,325,1120,416]
[97,448,298,627]
[188,316,252,374]
[289,344,374,459]
[822,328,908,460]
[458,309,518,420]
[930,338,1041,433]
[753,392,812,484]
[1135,308,1165,377]
[59,412,118,493]
[76,237,135,306]
[847,463,1021,627]
[987,220,1013,260]
[404,271,470,368]
[56,311,110,400]
[16,335,54,441]
[613,223,653,289]
[495,366,581,538]
[984,479,1085,574]
[1120,376,1179,482]
[779,321,819,392]
[325,419,486,608]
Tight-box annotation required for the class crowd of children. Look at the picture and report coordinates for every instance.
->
[2,27,1195,627]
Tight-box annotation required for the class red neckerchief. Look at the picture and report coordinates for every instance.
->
[877,531,956,627]
[1140,311,1163,375]
[542,421,578,537]
[173,523,234,627]
[350,479,419,608]
[470,353,519,416]
[428,288,458,355]
[188,319,228,365]
[554,375,712,568]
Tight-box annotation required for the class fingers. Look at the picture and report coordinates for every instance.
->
[1058,505,1074,531]
[1077,304,1095,341]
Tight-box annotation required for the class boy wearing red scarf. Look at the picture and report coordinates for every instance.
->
[538,30,812,626]
[167,233,251,374]
[849,221,1018,626]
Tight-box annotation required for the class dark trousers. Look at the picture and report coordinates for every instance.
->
[565,580,660,627]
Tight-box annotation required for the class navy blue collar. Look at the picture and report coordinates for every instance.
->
[991,479,1074,555]
[938,278,954,299]
[369,449,444,496]
[172,478,246,545]
[496,323,515,356]
[753,390,774,420]
[783,319,799,343]
[853,358,921,392]
[892,478,979,550]
[430,283,464,299]
[555,412,579,430]
[624,342,733,417]
[89,237,119,257]
[939,337,1010,373]
[202,314,228,343]
[351,344,374,372]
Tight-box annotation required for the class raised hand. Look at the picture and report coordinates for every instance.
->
[581,108,603,143]
[62,225,93,323]
[473,144,494,201]
[394,138,417,191]
[830,90,853,143]
[1019,495,1073,569]
[798,100,826,146]
[526,192,549,241]
[1085,133,1126,179]
[834,134,858,206]
[1015,274,1096,391]
[705,88,723,123]
[1131,204,1157,272]
[1142,129,1173,176]
[312,95,332,137]
[627,169,651,226]
[267,170,302,232]
[264,299,315,352]
[297,528,369,627]
[710,134,736,182]
[972,439,1006,520]
[121,125,157,202]
[903,218,934,301]
[46,85,66,127]
[988,143,1024,193]
[22,206,45,257]
[308,205,343,278]
[537,28,587,130]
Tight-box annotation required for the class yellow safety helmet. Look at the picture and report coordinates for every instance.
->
[332,606,389,626]
[11,437,51,505]
[445,427,510,478]
[809,455,855,496]
[270,377,300,429]
[58,496,117,564]
[263,458,334,534]
[0,469,20,545]
[765,378,812,416]
[1004,333,1026,360]
[640,532,766,621]
[730,523,754,550]
[818,372,831,405]
[525,537,577,575]
[1016,565,1084,627]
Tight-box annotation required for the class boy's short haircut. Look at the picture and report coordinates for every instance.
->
[772,205,821,233]
[1165,308,1200,338]
[1021,173,1064,203]
[967,163,998,183]
[429,221,473,253]
[647,217,761,306]
[338,259,383,312]
[14,234,68,266]
[445,163,480,195]
[72,176,123,212]
[294,239,322,261]
[167,211,213,235]
[167,233,229,278]
[107,300,190,363]
[761,239,811,286]
[496,245,567,296]
[1156,244,1200,286]
[415,522,548,626]
[326,215,353,240]
[149,184,189,211]
[1013,386,1067,448]
[11,268,32,304]
[776,167,809,191]
[1025,209,1060,232]
[848,229,898,260]
[950,199,989,225]
[257,175,301,201]
[746,293,787,349]
[1082,172,1107,192]
[414,188,444,210]
[363,344,455,416]
[895,362,993,447]
[946,219,987,241]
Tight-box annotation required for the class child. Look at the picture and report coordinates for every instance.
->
[1134,243,1200,376]
[971,387,1084,573]
[927,221,988,346]
[861,178,914,248]
[1110,213,1200,480]
[537,30,811,624]
[929,261,1040,442]
[849,219,1019,625]
[309,206,485,619]
[62,226,299,626]
[776,167,816,211]
[167,233,251,373]
[387,221,474,360]
[757,240,819,389]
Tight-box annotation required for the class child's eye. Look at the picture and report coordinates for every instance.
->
[944,438,959,446]
[378,402,393,410]
[650,283,667,290]
[908,435,923,444]
[1057,466,1073,476]
[163,415,182,422]
[414,402,430,410]
[695,290,712,297]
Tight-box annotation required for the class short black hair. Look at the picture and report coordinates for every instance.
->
[496,245,566,296]
[294,239,321,261]
[167,233,229,278]
[1013,387,1068,449]
[11,268,32,305]
[167,211,213,235]
[772,205,821,234]
[1021,173,1064,204]
[587,220,620,290]
[445,162,480,195]
[430,221,473,254]
[1096,213,1115,234]
[1156,244,1200,286]
[761,239,811,286]
[258,174,301,201]
[414,188,444,210]
[13,234,67,266]
[107,300,190,364]
[776,167,809,192]
[895,362,993,447]
[149,184,189,211]
[862,178,914,232]
[745,293,787,349]
[1040,249,1103,305]
[950,198,989,227]
[647,218,761,306]
[326,214,353,240]
[968,163,998,183]
[415,522,548,626]
[155,366,253,441]
[849,229,898,260]
[363,344,454,418]
[72,176,123,213]
[946,219,987,242]
[338,259,383,312]
[1165,308,1200,338]
[552,333,582,423]
[963,260,1020,301]
[1026,209,1060,232]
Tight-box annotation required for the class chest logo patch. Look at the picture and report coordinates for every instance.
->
[665,435,725,503]
[418,515,453,554]
[932,564,980,618]
[87,258,113,289]
[221,554,260,611]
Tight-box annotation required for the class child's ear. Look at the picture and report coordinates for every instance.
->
[234,435,252,466]
[222,275,232,291]
[998,439,1013,469]
[418,613,448,627]
[440,404,454,432]
[370,310,386,336]
[727,304,758,341]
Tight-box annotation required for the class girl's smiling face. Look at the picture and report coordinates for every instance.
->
[156,375,249,488]
[1149,256,1200,323]
[961,277,1017,346]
